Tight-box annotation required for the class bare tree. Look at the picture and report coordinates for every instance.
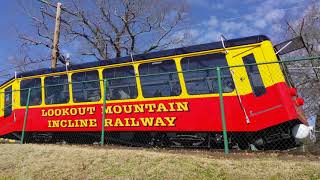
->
[283,1,320,117]
[17,0,188,65]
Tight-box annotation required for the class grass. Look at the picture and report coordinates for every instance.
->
[0,144,319,179]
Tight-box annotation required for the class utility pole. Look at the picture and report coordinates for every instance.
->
[51,2,62,69]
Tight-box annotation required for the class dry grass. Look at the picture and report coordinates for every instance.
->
[0,144,319,180]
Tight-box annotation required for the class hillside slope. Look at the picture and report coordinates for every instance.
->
[0,144,319,179]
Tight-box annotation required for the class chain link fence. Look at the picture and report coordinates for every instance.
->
[218,56,320,154]
[0,56,319,155]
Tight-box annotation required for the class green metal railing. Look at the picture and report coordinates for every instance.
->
[20,88,31,144]
[100,79,108,145]
[217,67,229,154]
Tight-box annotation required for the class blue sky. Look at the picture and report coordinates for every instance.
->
[182,0,312,44]
[0,2,24,65]
[0,0,314,80]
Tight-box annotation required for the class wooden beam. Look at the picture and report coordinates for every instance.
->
[51,2,62,69]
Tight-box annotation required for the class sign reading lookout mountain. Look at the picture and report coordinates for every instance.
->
[41,102,189,128]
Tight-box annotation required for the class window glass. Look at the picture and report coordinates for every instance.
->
[243,54,266,96]
[20,78,42,106]
[72,70,101,102]
[103,66,137,100]
[139,60,181,98]
[4,86,12,117]
[181,53,234,95]
[45,75,70,104]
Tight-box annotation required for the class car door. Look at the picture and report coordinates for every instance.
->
[228,46,283,124]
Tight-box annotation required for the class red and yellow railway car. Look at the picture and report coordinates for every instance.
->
[0,35,308,149]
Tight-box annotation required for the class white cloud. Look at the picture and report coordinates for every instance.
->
[186,0,210,7]
[181,0,311,45]
[239,27,259,37]
[7,55,15,61]
[188,29,201,37]
[197,29,221,43]
[207,16,218,27]
[254,20,267,29]
[172,29,200,40]
[243,15,254,21]
[212,3,224,9]
[265,9,285,22]
[221,21,243,33]
[170,28,203,46]
[271,24,282,33]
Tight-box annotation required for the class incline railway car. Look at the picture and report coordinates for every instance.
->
[0,35,310,149]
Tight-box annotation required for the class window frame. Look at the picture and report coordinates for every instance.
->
[4,86,12,117]
[71,70,102,103]
[44,74,70,105]
[180,53,235,96]
[102,65,138,101]
[138,59,182,98]
[20,78,42,106]
[242,53,266,97]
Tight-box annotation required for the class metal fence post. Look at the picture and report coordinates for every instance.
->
[20,88,31,144]
[100,79,108,145]
[217,67,229,154]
